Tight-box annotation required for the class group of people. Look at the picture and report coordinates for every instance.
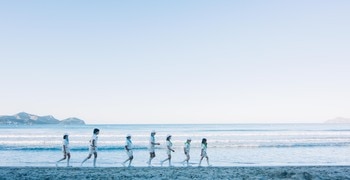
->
[56,128,210,167]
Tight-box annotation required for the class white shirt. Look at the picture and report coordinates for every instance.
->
[125,139,133,150]
[167,140,173,148]
[201,143,207,153]
[166,140,173,154]
[90,134,98,147]
[62,139,69,152]
[184,142,190,154]
[149,135,155,151]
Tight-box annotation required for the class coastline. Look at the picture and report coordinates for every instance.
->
[0,166,349,180]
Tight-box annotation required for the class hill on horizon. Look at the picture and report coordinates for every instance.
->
[324,117,350,124]
[0,112,86,125]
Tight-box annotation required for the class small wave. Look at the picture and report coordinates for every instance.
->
[261,143,350,148]
[0,145,148,151]
[237,142,350,148]
[201,129,289,132]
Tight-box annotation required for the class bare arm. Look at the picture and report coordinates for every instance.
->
[151,142,160,145]
[168,145,175,152]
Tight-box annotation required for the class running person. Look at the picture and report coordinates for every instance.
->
[199,138,210,166]
[160,134,175,167]
[181,137,191,166]
[147,130,160,167]
[56,133,70,167]
[81,128,100,167]
[122,134,133,167]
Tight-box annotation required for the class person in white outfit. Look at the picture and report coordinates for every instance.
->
[122,134,133,167]
[56,133,71,167]
[160,134,175,167]
[81,128,100,167]
[147,130,160,167]
[182,138,191,166]
[199,138,210,166]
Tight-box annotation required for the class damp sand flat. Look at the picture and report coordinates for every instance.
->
[0,166,349,180]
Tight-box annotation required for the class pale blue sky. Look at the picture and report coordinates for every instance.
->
[1,1,349,124]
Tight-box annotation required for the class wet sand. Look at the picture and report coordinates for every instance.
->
[0,166,349,180]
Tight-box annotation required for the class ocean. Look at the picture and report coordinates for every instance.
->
[0,124,350,167]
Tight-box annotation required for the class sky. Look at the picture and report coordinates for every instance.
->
[0,1,349,124]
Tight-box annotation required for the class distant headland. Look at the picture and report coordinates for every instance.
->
[324,117,350,124]
[0,112,86,125]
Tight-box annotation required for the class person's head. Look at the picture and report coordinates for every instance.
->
[93,128,100,135]
[201,138,207,144]
[63,134,69,140]
[126,134,131,139]
[187,137,192,143]
[166,134,172,141]
[151,130,156,136]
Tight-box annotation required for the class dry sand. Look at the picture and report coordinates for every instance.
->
[0,166,349,180]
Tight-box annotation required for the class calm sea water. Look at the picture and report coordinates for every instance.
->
[0,124,350,167]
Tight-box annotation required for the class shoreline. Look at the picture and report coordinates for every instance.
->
[1,166,349,179]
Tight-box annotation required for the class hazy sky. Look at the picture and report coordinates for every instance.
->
[1,1,349,124]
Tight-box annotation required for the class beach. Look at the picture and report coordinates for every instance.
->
[0,166,349,180]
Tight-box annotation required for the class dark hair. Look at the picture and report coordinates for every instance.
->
[201,138,207,144]
[166,136,171,141]
[63,135,68,139]
[93,128,100,134]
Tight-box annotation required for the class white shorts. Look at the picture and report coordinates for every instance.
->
[89,146,97,154]
[126,150,133,157]
[167,150,172,156]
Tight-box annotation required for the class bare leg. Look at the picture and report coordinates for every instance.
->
[187,155,190,166]
[148,153,155,166]
[129,156,133,167]
[81,154,92,166]
[182,154,190,166]
[169,155,172,166]
[122,159,128,167]
[160,158,166,166]
[123,156,133,167]
[56,154,67,166]
[67,153,71,167]
[147,158,152,166]
[57,157,67,163]
[161,155,171,166]
[199,156,204,166]
[93,152,97,167]
[128,156,133,167]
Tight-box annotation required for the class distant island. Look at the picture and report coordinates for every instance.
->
[0,112,86,125]
[324,117,350,124]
